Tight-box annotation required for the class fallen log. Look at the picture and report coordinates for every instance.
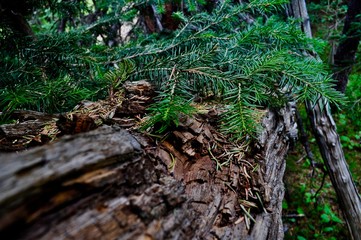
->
[0,125,142,236]
[0,104,296,239]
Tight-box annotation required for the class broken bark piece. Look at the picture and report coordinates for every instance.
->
[123,80,154,96]
[117,80,155,116]
[178,116,204,134]
[0,120,47,138]
[116,99,148,115]
[56,113,98,135]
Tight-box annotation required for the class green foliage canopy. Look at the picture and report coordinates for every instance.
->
[0,0,344,140]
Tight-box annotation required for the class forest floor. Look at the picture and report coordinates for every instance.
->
[283,137,361,239]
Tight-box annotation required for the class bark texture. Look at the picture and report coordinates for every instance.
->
[250,103,297,240]
[306,101,361,239]
[0,111,60,151]
[0,104,296,239]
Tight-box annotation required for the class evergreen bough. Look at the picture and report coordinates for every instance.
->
[118,0,344,139]
[0,0,344,140]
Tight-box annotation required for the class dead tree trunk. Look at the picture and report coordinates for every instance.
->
[306,100,361,239]
[289,1,361,239]
[0,103,296,239]
[0,1,35,43]
[332,0,361,93]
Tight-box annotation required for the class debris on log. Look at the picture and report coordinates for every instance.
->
[0,111,60,151]
[0,101,296,239]
[0,78,297,239]
[0,80,154,152]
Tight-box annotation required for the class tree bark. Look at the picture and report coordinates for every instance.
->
[0,0,34,38]
[332,0,361,93]
[0,103,296,239]
[306,100,361,239]
[250,103,297,240]
[289,0,361,239]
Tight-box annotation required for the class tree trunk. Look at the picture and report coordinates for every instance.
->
[0,103,296,239]
[332,0,361,93]
[250,103,297,240]
[306,101,361,239]
[289,0,361,239]
[0,0,34,38]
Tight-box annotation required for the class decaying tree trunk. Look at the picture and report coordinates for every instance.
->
[289,0,361,239]
[0,102,296,239]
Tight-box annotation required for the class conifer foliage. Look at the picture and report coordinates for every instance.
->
[0,0,344,140]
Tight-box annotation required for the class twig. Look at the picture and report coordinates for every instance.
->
[256,192,268,213]
[240,204,256,223]
[313,170,327,199]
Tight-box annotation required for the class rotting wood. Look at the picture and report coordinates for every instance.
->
[0,110,60,151]
[0,78,297,239]
[0,110,59,122]
[0,103,296,239]
[0,80,154,152]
